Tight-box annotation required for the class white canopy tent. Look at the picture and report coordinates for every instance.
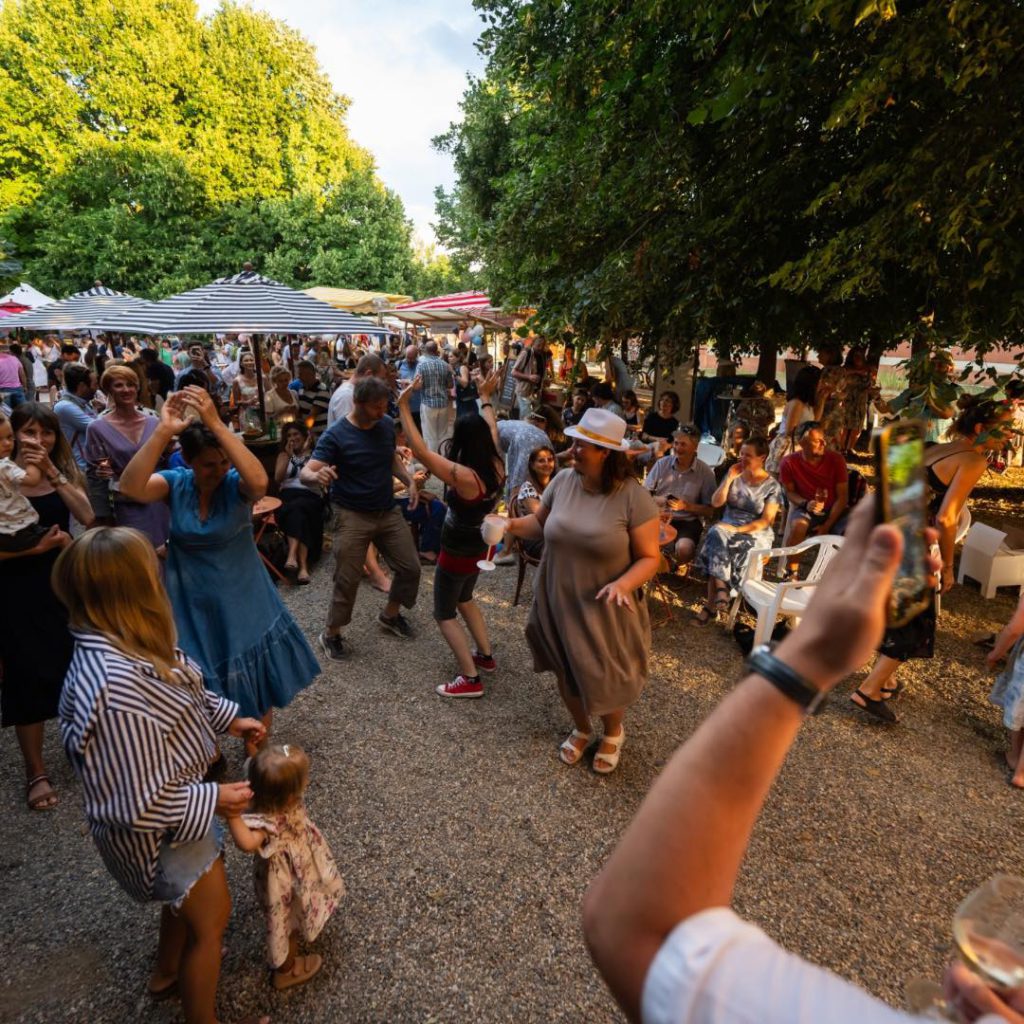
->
[0,282,56,308]
[0,283,151,331]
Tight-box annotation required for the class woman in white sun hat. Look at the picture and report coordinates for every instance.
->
[503,407,660,774]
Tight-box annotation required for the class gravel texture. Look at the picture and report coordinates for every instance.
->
[3,472,1024,1022]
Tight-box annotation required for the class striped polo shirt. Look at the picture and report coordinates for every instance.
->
[59,630,238,903]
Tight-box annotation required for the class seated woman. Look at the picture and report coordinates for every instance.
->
[715,420,750,482]
[264,365,299,422]
[640,390,680,442]
[515,445,557,560]
[620,390,642,429]
[274,421,324,584]
[693,435,783,624]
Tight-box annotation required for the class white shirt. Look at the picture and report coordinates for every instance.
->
[0,457,38,533]
[643,908,1002,1024]
[327,379,355,426]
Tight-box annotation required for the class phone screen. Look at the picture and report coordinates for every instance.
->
[878,421,930,626]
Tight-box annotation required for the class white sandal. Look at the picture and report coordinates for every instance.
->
[559,729,593,766]
[592,729,625,775]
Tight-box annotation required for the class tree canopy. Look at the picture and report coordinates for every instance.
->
[0,0,474,299]
[436,0,1024,362]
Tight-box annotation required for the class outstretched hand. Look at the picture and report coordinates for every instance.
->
[397,375,423,404]
[160,392,193,435]
[180,385,221,428]
[596,579,635,612]
[774,497,939,689]
[478,370,500,400]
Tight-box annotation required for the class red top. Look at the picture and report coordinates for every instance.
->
[778,450,847,506]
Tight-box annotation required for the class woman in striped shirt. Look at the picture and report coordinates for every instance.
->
[55,527,268,1024]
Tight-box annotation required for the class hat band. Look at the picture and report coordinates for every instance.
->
[575,425,622,447]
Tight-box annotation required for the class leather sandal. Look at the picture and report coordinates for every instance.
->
[850,688,897,723]
[273,952,322,991]
[26,774,58,811]
[593,730,625,775]
[559,729,593,766]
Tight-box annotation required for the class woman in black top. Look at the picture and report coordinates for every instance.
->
[851,398,1012,722]
[641,391,680,441]
[273,421,324,584]
[397,374,505,699]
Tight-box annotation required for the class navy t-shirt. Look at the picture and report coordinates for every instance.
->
[312,414,397,512]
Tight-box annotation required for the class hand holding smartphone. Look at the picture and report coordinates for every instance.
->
[874,419,931,627]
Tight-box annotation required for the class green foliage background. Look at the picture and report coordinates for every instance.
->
[0,0,473,298]
[435,0,1024,363]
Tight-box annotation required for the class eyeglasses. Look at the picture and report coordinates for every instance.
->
[676,426,700,437]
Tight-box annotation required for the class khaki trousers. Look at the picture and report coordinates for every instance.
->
[328,506,421,631]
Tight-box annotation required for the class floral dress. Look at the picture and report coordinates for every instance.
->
[695,474,784,592]
[818,367,851,448]
[242,804,345,968]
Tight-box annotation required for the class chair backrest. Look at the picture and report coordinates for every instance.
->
[805,535,844,581]
[961,521,1008,558]
[697,442,726,467]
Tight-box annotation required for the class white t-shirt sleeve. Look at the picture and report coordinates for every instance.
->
[642,908,920,1024]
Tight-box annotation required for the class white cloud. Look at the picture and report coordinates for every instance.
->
[196,0,485,247]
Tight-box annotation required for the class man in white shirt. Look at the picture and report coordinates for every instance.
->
[327,353,387,427]
[583,501,1016,1024]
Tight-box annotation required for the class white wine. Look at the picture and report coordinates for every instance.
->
[954,916,1024,989]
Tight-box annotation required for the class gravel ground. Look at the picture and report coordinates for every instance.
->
[4,476,1024,1023]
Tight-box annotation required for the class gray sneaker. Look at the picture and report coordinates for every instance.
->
[318,631,347,661]
[378,612,414,639]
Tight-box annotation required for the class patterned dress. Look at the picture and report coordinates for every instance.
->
[695,474,784,592]
[818,366,851,448]
[242,804,345,968]
[991,637,1024,731]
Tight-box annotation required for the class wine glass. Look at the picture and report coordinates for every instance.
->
[478,514,507,571]
[906,874,1024,1019]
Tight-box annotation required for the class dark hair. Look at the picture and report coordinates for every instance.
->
[10,402,83,485]
[62,361,93,394]
[591,381,615,402]
[621,389,638,409]
[844,346,867,369]
[657,390,681,414]
[1005,380,1024,401]
[795,420,823,442]
[279,420,310,452]
[138,348,157,363]
[179,424,222,461]
[61,343,80,358]
[177,368,209,391]
[443,413,503,494]
[9,342,21,356]
[355,353,385,377]
[788,366,820,405]
[353,376,390,406]
[296,359,316,374]
[526,445,557,490]
[953,397,1009,438]
[740,435,770,458]
[598,449,631,493]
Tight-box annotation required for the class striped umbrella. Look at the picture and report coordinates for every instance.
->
[0,282,152,331]
[94,267,387,336]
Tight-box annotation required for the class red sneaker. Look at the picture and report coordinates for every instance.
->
[472,651,497,674]
[435,674,484,699]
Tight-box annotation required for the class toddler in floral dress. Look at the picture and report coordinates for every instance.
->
[227,744,345,990]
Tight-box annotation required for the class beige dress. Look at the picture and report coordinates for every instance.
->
[526,468,658,715]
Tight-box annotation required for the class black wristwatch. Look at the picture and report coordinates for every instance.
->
[746,643,826,715]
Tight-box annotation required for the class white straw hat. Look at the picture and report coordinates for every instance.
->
[563,407,631,452]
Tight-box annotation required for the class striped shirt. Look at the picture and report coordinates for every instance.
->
[59,630,238,903]
[297,382,331,437]
[416,355,453,409]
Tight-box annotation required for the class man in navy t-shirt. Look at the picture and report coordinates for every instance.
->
[304,376,421,658]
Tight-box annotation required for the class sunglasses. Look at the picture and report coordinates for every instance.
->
[676,426,700,437]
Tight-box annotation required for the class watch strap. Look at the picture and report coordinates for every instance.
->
[746,644,826,715]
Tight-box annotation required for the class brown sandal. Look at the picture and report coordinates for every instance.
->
[26,774,58,811]
[272,953,322,991]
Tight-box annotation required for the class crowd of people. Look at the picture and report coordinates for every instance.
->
[2,328,1024,1024]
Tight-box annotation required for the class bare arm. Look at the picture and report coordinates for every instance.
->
[990,594,1024,666]
[710,465,740,508]
[817,480,848,534]
[583,499,912,1020]
[728,500,779,535]
[595,516,661,610]
[505,502,549,541]
[226,815,268,854]
[273,450,290,486]
[933,453,986,589]
[476,372,502,451]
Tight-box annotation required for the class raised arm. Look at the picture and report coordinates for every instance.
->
[583,499,914,1020]
[120,397,188,504]
[476,371,502,451]
[710,462,741,508]
[933,453,986,593]
[226,815,269,854]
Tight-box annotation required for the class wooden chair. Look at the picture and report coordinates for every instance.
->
[508,494,542,606]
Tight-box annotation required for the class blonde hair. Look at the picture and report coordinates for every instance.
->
[52,527,180,682]
[100,363,140,393]
[248,744,309,813]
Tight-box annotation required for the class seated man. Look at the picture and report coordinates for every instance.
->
[645,425,716,570]
[778,421,848,576]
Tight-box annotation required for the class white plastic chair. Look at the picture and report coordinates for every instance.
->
[697,442,726,467]
[727,535,844,647]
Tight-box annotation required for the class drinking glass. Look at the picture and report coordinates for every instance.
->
[478,514,507,571]
[906,874,1024,1019]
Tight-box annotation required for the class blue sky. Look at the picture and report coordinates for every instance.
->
[197,0,487,246]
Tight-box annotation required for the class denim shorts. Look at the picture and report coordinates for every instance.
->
[151,819,224,909]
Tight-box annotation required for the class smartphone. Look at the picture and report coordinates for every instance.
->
[874,420,931,627]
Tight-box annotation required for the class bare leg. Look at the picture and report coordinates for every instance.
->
[458,599,490,658]
[296,542,310,578]
[595,710,625,770]
[1007,729,1024,774]
[1013,739,1024,789]
[177,856,231,1024]
[285,537,299,569]
[438,617,477,676]
[557,682,593,759]
[151,906,187,993]
[17,722,56,809]
[856,655,899,701]
[783,517,810,574]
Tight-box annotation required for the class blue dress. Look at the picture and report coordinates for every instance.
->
[991,637,1024,731]
[695,474,784,592]
[159,467,320,717]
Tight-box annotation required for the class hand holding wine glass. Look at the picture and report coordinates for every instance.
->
[478,514,507,571]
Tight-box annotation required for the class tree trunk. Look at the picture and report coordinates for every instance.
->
[756,337,779,385]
